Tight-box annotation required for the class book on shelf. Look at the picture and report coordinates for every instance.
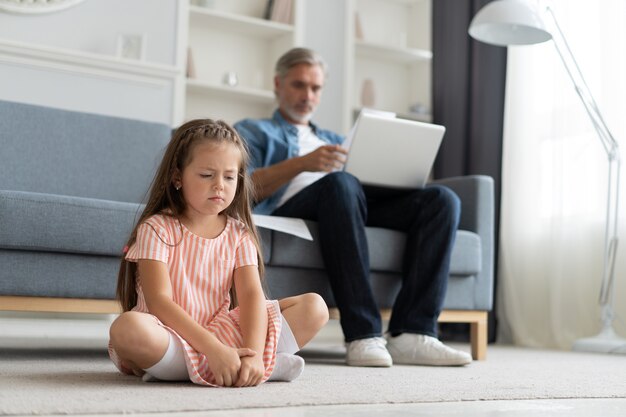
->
[267,0,292,24]
[263,0,274,20]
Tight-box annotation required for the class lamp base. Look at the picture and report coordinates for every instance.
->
[572,325,626,354]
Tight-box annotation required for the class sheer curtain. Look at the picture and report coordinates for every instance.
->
[498,0,626,349]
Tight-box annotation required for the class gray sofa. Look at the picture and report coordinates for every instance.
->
[0,100,170,310]
[0,100,494,359]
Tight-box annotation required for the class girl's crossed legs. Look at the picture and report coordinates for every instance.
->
[109,293,329,382]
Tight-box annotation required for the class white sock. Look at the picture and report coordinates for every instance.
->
[141,332,189,382]
[267,353,305,382]
[141,372,160,382]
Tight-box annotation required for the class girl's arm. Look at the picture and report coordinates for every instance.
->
[138,259,255,387]
[233,264,268,387]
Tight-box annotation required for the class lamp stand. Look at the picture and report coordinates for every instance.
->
[572,156,626,354]
[573,306,626,354]
[545,7,626,354]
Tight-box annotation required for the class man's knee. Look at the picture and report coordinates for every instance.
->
[427,185,461,219]
[431,185,460,207]
[321,172,361,192]
[318,172,365,210]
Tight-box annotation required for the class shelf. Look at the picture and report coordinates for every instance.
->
[0,39,179,79]
[355,40,432,63]
[189,6,294,39]
[186,79,275,104]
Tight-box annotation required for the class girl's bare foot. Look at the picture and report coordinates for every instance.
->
[120,359,145,377]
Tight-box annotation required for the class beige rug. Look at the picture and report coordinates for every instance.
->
[1,344,626,416]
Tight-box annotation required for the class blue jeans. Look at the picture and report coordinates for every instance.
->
[272,172,460,342]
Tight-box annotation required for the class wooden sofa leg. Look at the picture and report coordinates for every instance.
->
[438,310,488,360]
[470,313,488,360]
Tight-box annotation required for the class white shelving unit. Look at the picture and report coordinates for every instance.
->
[350,0,432,126]
[178,0,430,130]
[355,40,432,63]
[186,79,275,104]
[183,1,302,124]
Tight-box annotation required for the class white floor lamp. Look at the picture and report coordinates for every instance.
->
[469,0,625,354]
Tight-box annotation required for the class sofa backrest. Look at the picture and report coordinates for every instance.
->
[0,100,171,203]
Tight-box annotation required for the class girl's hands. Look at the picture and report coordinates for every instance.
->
[206,345,256,387]
[235,354,265,387]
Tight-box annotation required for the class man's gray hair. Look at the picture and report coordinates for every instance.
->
[275,47,328,79]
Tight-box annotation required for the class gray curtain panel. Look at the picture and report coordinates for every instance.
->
[432,0,507,342]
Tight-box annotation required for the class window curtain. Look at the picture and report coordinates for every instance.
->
[432,0,507,341]
[498,0,626,349]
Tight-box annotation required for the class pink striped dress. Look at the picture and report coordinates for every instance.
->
[109,213,282,386]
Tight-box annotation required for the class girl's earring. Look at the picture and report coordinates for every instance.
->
[175,184,181,191]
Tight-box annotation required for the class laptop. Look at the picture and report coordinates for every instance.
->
[342,110,445,189]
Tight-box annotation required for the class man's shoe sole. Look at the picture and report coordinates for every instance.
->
[390,356,471,366]
[346,358,393,367]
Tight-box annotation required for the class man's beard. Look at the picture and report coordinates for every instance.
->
[284,104,315,124]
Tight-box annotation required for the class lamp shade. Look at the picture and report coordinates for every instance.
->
[469,0,552,46]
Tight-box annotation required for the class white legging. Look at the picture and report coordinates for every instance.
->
[143,315,299,381]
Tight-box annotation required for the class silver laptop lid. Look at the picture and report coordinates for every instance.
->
[343,112,445,189]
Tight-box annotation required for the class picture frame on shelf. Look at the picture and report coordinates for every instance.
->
[116,33,146,61]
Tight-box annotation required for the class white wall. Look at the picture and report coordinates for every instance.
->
[0,0,184,125]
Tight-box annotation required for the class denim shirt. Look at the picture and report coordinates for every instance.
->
[234,110,344,214]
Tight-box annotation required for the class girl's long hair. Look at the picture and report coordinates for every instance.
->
[116,119,265,312]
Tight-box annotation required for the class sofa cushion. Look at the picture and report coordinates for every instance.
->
[0,100,170,203]
[269,220,482,276]
[0,249,119,299]
[0,190,142,257]
[258,228,272,264]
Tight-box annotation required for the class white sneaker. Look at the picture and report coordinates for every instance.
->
[346,337,393,367]
[386,333,472,366]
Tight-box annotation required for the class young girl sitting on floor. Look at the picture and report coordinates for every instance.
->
[109,119,328,387]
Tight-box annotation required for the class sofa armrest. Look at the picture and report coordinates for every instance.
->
[431,175,495,310]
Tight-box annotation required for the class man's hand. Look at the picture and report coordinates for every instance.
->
[235,353,265,387]
[249,144,349,201]
[301,144,348,172]
[206,344,256,387]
